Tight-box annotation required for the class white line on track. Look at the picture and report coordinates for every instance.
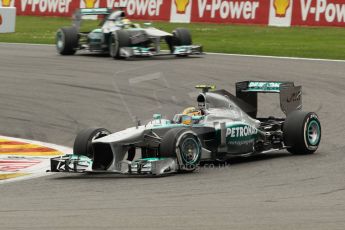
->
[206,52,345,63]
[1,42,345,63]
[0,135,72,185]
[0,42,55,46]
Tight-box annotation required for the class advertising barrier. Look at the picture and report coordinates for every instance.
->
[269,0,293,27]
[189,0,270,25]
[0,6,16,33]
[1,0,345,27]
[292,0,345,27]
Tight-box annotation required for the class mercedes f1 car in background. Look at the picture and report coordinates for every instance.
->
[50,81,321,176]
[56,8,202,58]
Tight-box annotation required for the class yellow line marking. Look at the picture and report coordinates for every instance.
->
[0,144,45,149]
[0,139,9,143]
[0,173,29,180]
[0,138,63,156]
[1,152,61,156]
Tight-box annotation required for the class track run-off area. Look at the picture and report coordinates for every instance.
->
[0,43,344,229]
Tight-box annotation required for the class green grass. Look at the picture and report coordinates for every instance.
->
[1,16,345,60]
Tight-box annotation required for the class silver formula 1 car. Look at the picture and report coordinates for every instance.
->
[50,81,321,176]
[55,8,202,58]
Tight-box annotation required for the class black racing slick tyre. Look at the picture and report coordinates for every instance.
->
[172,28,192,46]
[109,30,131,59]
[73,128,111,159]
[56,27,79,55]
[159,128,202,172]
[283,111,321,154]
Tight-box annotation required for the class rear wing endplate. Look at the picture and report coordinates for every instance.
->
[236,81,302,117]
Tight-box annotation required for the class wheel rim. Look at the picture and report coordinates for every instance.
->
[109,37,115,56]
[307,120,320,145]
[91,130,110,141]
[56,31,64,50]
[180,137,200,164]
[109,34,118,57]
[86,130,110,158]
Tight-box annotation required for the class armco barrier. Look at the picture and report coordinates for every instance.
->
[1,0,345,27]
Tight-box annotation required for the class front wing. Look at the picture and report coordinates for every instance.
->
[119,45,203,58]
[49,154,178,176]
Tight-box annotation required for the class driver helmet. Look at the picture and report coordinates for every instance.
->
[182,107,202,117]
[121,18,133,28]
[181,115,192,125]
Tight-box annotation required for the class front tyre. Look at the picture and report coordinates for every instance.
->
[56,27,79,55]
[283,111,321,154]
[171,28,192,56]
[160,129,202,172]
[73,128,111,158]
[109,30,131,59]
[172,28,192,46]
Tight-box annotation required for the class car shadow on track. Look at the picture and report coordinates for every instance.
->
[199,152,292,168]
[50,173,174,180]
[73,52,204,62]
[226,152,293,165]
[50,152,294,180]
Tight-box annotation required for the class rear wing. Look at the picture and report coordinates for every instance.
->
[72,8,112,28]
[236,81,302,117]
[78,8,112,16]
[195,84,216,93]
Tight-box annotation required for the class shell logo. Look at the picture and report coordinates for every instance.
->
[1,0,12,7]
[175,0,190,14]
[273,0,290,17]
[83,0,97,8]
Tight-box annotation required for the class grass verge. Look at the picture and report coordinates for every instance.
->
[1,16,345,60]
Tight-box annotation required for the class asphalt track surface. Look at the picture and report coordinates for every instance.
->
[0,43,345,230]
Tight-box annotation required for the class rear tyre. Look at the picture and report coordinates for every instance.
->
[109,30,131,59]
[73,128,111,158]
[56,27,79,55]
[160,128,202,172]
[283,111,321,154]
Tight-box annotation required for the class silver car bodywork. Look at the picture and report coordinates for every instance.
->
[71,8,203,58]
[50,82,309,176]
